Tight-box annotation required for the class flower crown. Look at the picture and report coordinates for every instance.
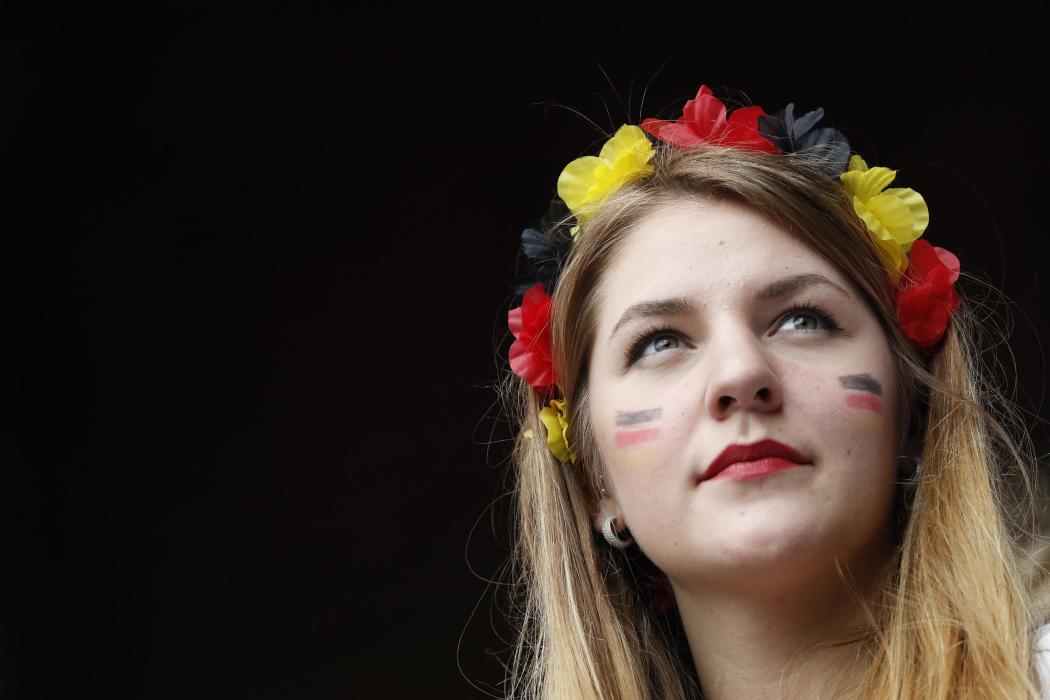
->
[507,84,962,465]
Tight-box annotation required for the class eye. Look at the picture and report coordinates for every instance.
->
[623,326,681,365]
[773,301,842,335]
[622,301,844,368]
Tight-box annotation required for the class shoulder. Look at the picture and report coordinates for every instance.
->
[1034,622,1050,698]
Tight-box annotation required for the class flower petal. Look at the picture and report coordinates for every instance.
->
[539,399,576,463]
[896,240,962,347]
[556,125,653,223]
[899,294,951,346]
[853,197,908,282]
[841,156,898,203]
[791,105,825,139]
[507,283,556,392]
[795,127,851,176]
[507,305,523,337]
[557,155,602,219]
[640,119,704,147]
[934,245,961,283]
[882,187,930,252]
[724,105,780,152]
[758,103,850,176]
[681,85,726,131]
[866,189,928,250]
[756,103,794,150]
[677,84,727,143]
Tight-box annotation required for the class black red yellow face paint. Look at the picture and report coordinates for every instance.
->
[839,373,883,414]
[614,407,662,447]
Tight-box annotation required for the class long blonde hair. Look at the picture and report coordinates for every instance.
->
[495,143,1048,698]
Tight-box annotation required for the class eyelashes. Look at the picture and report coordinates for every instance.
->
[622,300,844,366]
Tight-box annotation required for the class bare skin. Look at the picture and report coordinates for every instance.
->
[587,199,906,698]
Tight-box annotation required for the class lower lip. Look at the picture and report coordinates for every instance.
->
[708,457,808,481]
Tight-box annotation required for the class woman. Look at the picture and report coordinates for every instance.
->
[499,83,1050,698]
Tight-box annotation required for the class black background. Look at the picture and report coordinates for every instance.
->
[3,4,1048,698]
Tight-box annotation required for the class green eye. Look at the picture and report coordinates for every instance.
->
[624,328,681,365]
[641,334,679,356]
[780,311,821,331]
[775,302,841,334]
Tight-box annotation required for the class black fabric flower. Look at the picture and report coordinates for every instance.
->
[510,198,576,301]
[758,103,851,177]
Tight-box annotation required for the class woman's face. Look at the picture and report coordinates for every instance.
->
[587,199,902,594]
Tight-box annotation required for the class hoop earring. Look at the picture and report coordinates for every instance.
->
[602,515,633,549]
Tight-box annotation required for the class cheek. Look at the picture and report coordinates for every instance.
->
[613,408,662,446]
[607,406,668,470]
[595,360,897,475]
[786,363,895,466]
[838,371,889,435]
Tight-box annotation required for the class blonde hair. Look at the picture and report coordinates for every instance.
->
[495,143,1049,698]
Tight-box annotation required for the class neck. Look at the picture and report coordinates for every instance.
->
[674,532,895,699]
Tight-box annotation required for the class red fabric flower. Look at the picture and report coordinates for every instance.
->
[640,84,781,153]
[508,283,556,393]
[896,239,962,347]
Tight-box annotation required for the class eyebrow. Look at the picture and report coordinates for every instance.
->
[608,273,852,342]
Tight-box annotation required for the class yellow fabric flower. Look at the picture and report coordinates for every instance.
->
[539,399,576,464]
[557,124,654,233]
[840,154,929,284]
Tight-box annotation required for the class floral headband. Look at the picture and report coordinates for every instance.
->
[507,84,962,465]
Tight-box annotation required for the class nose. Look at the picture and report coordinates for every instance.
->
[703,324,783,420]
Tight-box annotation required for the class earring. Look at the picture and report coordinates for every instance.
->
[602,515,633,549]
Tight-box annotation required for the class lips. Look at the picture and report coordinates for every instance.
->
[700,438,810,482]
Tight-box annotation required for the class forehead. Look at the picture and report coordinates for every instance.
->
[597,199,845,313]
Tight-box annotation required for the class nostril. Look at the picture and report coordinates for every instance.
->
[757,387,771,401]
[718,396,733,411]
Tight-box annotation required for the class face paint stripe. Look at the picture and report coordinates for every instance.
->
[614,427,662,447]
[838,373,882,396]
[845,394,882,413]
[615,408,662,426]
[846,412,883,432]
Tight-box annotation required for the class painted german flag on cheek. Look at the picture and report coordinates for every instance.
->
[839,373,883,414]
[614,408,662,447]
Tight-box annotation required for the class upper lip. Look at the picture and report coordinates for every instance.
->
[700,439,810,482]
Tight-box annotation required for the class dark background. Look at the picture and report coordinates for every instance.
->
[3,4,1047,698]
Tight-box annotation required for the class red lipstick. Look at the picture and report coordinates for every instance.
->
[701,439,810,483]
